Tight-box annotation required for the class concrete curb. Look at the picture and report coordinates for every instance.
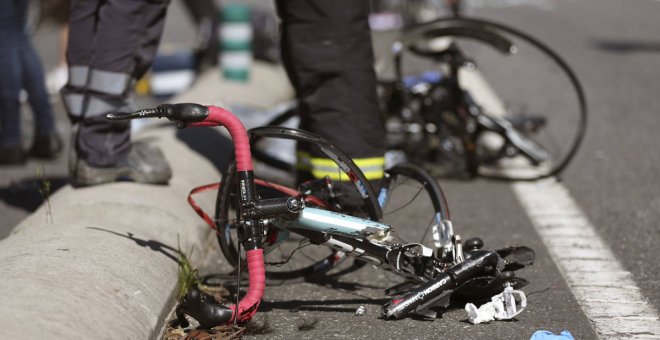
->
[0,128,219,339]
[0,63,293,339]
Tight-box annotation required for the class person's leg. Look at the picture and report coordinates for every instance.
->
[60,0,101,124]
[276,0,386,184]
[180,0,218,68]
[15,0,62,158]
[61,0,103,171]
[133,0,170,80]
[62,0,171,185]
[20,39,56,136]
[0,0,26,163]
[75,0,170,167]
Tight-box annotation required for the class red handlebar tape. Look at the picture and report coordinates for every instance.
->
[189,106,254,172]
[229,249,266,323]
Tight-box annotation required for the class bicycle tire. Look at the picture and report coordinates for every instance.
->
[215,127,382,282]
[379,163,452,258]
[398,17,587,181]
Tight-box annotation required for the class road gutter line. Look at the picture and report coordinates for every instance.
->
[463,68,660,339]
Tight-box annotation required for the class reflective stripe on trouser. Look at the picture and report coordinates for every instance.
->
[60,82,133,167]
[62,67,133,119]
[61,91,133,119]
[60,69,134,167]
[297,151,384,181]
[67,66,132,96]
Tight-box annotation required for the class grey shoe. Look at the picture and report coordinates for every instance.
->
[71,141,172,187]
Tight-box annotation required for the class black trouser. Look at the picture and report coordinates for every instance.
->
[276,0,386,182]
[181,0,219,67]
[61,0,169,167]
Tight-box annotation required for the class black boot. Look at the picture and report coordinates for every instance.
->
[0,146,26,165]
[29,133,63,159]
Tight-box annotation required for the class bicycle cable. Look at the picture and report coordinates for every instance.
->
[265,242,313,267]
[382,185,426,216]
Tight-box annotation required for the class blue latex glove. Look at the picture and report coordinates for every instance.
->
[530,330,575,340]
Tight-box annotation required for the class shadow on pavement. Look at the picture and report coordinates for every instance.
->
[258,297,390,314]
[201,269,388,292]
[176,127,234,173]
[86,227,180,263]
[592,38,660,54]
[0,176,69,212]
[198,273,391,313]
[304,275,389,292]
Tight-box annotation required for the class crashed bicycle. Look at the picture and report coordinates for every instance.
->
[107,103,534,328]
[248,16,587,182]
[380,16,587,180]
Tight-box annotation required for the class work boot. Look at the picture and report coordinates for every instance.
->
[71,141,172,187]
[29,133,63,159]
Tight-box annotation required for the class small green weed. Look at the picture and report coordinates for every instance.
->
[177,236,199,300]
[35,165,53,224]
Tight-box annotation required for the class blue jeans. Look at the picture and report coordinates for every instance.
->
[0,0,55,148]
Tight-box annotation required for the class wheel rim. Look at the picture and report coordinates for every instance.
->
[379,163,450,260]
[397,17,587,181]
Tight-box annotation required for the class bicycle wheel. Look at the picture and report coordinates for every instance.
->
[216,127,382,282]
[378,163,452,260]
[396,17,587,180]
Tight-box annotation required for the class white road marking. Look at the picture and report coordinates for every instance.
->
[514,179,660,339]
[465,69,660,338]
[459,69,508,115]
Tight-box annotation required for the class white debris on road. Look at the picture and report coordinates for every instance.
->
[465,283,527,324]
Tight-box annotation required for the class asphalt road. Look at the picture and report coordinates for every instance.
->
[1,1,659,339]
[469,0,660,325]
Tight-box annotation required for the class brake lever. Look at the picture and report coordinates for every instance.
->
[106,107,162,120]
[106,103,209,124]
